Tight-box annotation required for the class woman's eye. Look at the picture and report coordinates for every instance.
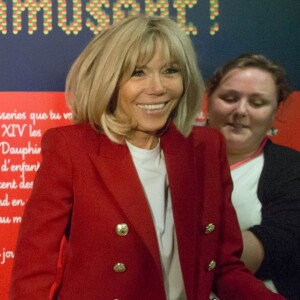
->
[250,97,268,107]
[132,69,144,77]
[251,101,264,108]
[221,96,237,103]
[165,67,180,74]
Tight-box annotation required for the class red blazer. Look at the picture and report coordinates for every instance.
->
[10,123,284,300]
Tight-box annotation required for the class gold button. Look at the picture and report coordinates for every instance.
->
[116,223,129,236]
[205,223,215,234]
[208,260,216,271]
[113,263,126,273]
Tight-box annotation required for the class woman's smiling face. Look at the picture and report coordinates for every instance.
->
[208,67,278,155]
[117,44,183,148]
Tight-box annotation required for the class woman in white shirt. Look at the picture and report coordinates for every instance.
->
[206,53,300,299]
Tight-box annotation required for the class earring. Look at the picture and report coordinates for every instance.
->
[268,127,278,136]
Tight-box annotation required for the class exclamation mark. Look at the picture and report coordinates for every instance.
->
[210,0,219,35]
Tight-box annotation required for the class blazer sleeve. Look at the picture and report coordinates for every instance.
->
[10,128,74,300]
[249,142,300,279]
[210,134,285,299]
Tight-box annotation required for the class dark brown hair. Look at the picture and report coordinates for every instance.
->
[206,54,292,105]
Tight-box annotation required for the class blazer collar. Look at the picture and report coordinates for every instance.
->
[162,124,197,296]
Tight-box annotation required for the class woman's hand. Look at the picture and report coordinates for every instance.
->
[241,230,265,273]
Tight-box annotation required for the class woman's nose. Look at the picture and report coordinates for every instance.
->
[235,100,248,116]
[147,74,165,95]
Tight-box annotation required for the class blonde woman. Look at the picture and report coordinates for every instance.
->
[11,17,284,300]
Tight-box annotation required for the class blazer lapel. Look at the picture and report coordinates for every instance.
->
[161,124,197,298]
[88,136,163,275]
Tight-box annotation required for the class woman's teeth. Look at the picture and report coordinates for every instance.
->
[137,103,166,110]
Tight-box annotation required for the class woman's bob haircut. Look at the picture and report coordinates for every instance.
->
[66,14,204,143]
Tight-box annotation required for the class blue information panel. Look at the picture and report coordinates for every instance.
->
[0,0,299,91]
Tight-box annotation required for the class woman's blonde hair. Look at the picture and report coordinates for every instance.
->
[66,14,204,143]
